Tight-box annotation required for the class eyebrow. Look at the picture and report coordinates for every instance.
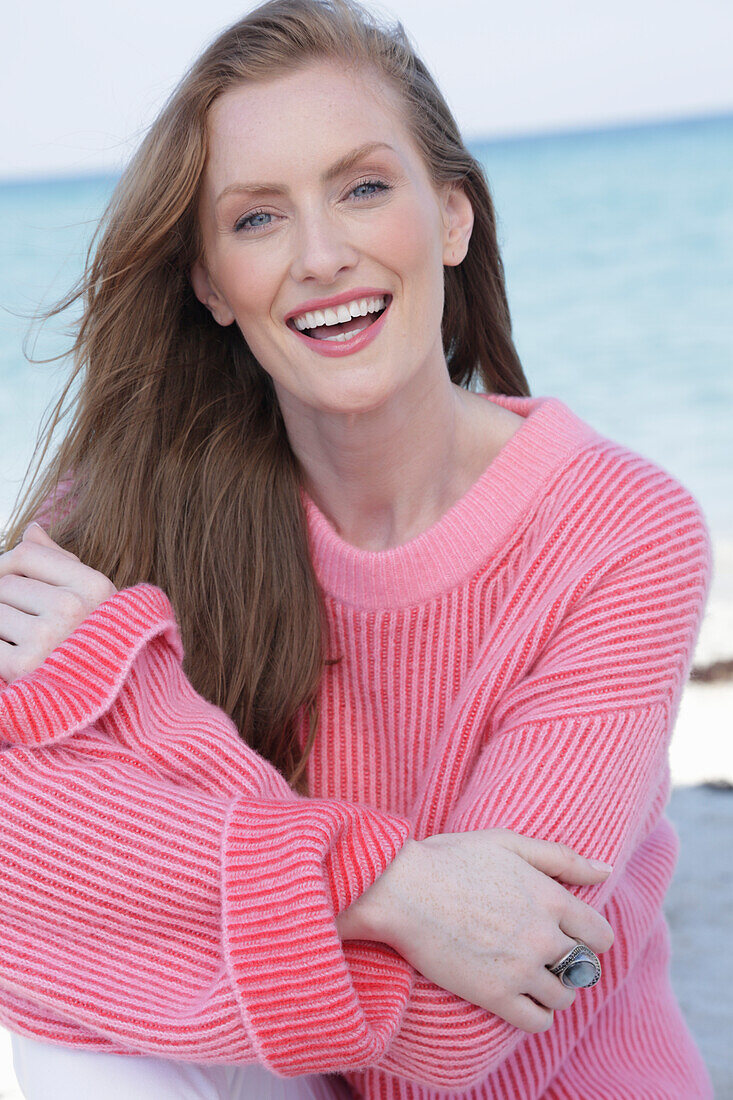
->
[214,141,397,205]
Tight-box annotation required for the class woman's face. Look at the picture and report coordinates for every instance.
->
[192,60,473,419]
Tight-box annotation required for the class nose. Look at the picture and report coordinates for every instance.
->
[289,211,359,286]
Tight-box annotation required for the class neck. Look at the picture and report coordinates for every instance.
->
[278,370,482,552]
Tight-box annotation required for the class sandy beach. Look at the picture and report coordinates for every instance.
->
[0,537,730,1098]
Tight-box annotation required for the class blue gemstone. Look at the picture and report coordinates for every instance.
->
[565,960,597,987]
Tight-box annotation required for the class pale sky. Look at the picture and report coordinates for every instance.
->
[4,0,733,179]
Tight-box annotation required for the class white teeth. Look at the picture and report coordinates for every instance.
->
[291,295,387,332]
[321,330,353,343]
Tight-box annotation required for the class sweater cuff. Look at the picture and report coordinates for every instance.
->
[0,584,181,747]
[223,796,413,1075]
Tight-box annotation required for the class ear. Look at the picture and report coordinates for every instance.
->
[189,259,236,326]
[440,185,474,268]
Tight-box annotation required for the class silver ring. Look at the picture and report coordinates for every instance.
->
[547,942,601,989]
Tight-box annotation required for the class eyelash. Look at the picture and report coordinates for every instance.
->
[350,177,390,201]
[233,177,391,233]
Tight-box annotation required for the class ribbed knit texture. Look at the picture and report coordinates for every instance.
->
[0,393,714,1098]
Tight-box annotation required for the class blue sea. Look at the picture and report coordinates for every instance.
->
[1,112,731,537]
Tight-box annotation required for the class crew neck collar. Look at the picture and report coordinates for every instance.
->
[300,393,598,610]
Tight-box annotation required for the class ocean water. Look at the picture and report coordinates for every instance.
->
[1,112,731,536]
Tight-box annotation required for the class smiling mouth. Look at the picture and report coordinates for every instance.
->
[288,294,391,344]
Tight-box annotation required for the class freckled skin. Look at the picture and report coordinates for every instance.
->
[190,60,525,549]
[337,829,613,1030]
[193,60,455,420]
[188,62,614,1033]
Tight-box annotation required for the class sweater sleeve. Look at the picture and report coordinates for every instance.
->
[0,583,415,1074]
[351,477,713,1090]
[0,478,712,1087]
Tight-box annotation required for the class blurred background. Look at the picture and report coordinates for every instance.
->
[1,0,732,1094]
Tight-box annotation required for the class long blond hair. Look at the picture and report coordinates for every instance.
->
[2,0,529,793]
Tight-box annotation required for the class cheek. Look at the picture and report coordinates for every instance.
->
[216,247,281,324]
[371,200,445,291]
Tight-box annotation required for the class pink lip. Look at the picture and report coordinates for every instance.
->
[284,287,391,324]
[289,297,391,358]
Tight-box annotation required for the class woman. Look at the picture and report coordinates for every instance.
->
[0,0,712,1096]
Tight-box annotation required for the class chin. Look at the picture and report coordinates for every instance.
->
[313,374,403,417]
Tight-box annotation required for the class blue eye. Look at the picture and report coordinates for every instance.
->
[351,179,389,200]
[234,210,272,233]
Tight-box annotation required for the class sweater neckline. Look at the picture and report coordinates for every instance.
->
[300,393,598,610]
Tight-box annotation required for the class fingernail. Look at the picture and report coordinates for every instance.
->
[590,860,614,873]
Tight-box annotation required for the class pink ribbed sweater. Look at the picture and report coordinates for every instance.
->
[0,393,714,1098]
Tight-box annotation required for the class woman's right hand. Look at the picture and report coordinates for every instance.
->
[335,828,615,1034]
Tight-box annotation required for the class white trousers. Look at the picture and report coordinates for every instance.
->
[11,1033,353,1100]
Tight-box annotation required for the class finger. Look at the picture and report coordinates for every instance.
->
[0,603,35,646]
[503,995,555,1034]
[0,574,49,616]
[22,524,76,557]
[546,931,584,970]
[560,902,615,956]
[0,638,21,683]
[504,834,613,885]
[0,540,80,588]
[527,968,577,1013]
[0,637,41,684]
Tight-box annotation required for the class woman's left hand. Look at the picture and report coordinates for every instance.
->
[0,523,117,683]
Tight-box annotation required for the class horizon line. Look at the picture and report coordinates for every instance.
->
[2,105,731,189]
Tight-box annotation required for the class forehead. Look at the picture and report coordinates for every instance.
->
[205,60,419,187]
